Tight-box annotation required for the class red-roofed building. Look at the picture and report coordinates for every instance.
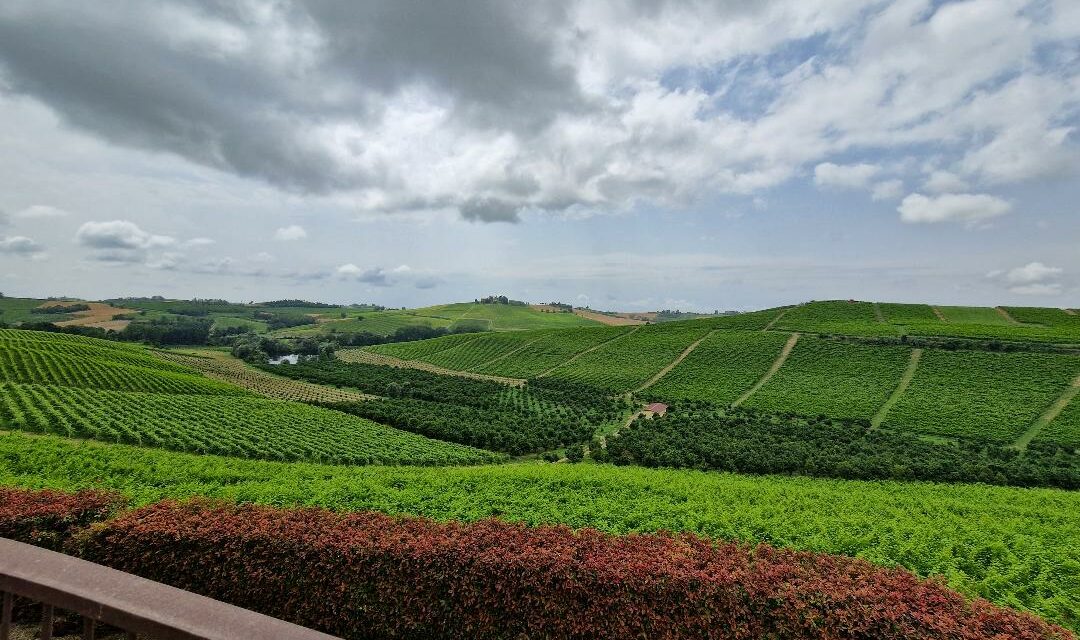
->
[644,402,668,416]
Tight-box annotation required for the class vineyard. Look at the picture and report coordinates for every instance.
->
[3,430,1080,631]
[0,381,498,465]
[743,338,912,422]
[646,331,791,403]
[884,349,1080,444]
[262,360,621,454]
[543,323,713,391]
[155,349,371,403]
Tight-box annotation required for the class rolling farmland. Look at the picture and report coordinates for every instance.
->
[646,331,792,404]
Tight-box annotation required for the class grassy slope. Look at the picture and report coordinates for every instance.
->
[647,331,792,404]
[1,430,1078,630]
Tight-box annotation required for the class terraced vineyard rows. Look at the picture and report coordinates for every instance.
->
[1003,307,1080,328]
[544,323,713,391]
[338,348,524,385]
[421,331,545,371]
[0,382,498,465]
[0,330,193,373]
[155,350,371,403]
[878,303,941,324]
[744,338,912,422]
[367,332,481,361]
[478,326,632,378]
[647,331,792,404]
[0,346,246,396]
[774,301,900,337]
[1033,377,1080,449]
[885,349,1080,444]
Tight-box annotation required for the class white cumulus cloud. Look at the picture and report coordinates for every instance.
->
[813,163,881,190]
[274,225,307,241]
[897,193,1011,224]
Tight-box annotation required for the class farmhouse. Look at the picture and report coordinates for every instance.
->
[644,402,668,417]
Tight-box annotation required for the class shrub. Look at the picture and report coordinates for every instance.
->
[77,500,1072,640]
[0,487,122,550]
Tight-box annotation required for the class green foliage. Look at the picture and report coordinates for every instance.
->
[475,326,632,378]
[606,403,1080,488]
[745,337,911,422]
[0,329,192,373]
[1036,390,1080,449]
[261,360,620,454]
[886,349,1079,443]
[0,382,499,465]
[936,306,1013,325]
[547,323,712,391]
[879,303,941,324]
[647,331,791,403]
[2,430,1080,630]
[1003,307,1080,328]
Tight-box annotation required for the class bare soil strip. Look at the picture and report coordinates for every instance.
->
[537,325,641,378]
[994,306,1021,326]
[931,306,948,322]
[872,303,885,323]
[633,331,715,394]
[339,349,525,386]
[1063,308,1077,316]
[733,333,800,407]
[51,302,135,331]
[871,348,923,430]
[467,335,546,372]
[1013,374,1080,449]
[761,308,789,332]
[573,308,646,326]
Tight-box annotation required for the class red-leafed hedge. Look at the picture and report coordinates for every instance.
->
[0,487,121,550]
[76,499,1073,640]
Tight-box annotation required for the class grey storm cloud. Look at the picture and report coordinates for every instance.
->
[0,0,582,218]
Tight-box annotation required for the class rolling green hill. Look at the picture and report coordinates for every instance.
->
[0,329,499,465]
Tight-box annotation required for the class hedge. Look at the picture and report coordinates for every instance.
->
[76,499,1073,640]
[0,487,121,550]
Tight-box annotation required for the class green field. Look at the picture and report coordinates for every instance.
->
[0,330,500,466]
[2,430,1078,630]
[885,349,1080,444]
[0,297,80,324]
[744,338,912,422]
[646,331,791,403]
[544,323,712,391]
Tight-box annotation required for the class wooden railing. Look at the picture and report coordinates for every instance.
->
[0,537,341,640]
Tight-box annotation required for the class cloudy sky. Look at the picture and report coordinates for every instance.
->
[0,0,1077,311]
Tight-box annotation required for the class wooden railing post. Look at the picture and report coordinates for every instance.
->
[1,591,12,640]
[41,602,54,640]
[82,615,96,640]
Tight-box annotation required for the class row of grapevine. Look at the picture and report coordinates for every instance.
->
[475,325,633,378]
[0,330,193,373]
[744,337,912,422]
[0,345,245,396]
[0,382,500,466]
[885,349,1079,444]
[545,323,713,391]
[879,303,941,324]
[1003,307,1080,328]
[646,331,791,403]
[3,431,1080,630]
[420,331,539,371]
[366,332,480,361]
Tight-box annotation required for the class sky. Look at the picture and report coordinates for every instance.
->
[0,0,1077,312]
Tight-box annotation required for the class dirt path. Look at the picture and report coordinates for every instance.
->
[994,306,1021,326]
[871,348,922,430]
[1013,374,1080,449]
[1063,308,1077,316]
[633,331,714,394]
[51,302,135,331]
[468,335,546,372]
[872,303,885,323]
[537,325,640,378]
[573,308,646,326]
[733,332,800,407]
[338,349,525,386]
[761,308,789,332]
[931,306,948,322]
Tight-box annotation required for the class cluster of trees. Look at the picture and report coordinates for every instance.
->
[476,295,526,305]
[820,333,1079,355]
[116,317,213,346]
[259,300,340,308]
[545,302,573,312]
[267,361,620,455]
[324,323,487,348]
[252,311,314,331]
[230,334,334,363]
[601,402,1080,489]
[38,303,90,314]
[332,398,594,456]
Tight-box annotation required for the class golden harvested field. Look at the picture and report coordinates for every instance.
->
[49,302,135,331]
